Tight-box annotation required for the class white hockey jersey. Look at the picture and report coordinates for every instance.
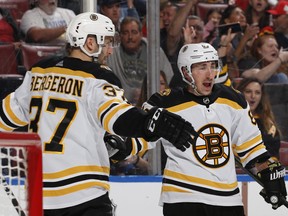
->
[0,56,151,209]
[141,85,268,207]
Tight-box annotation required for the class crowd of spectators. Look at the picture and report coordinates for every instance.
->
[1,0,288,174]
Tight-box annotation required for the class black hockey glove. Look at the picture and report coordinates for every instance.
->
[258,160,287,210]
[104,132,132,161]
[144,107,198,151]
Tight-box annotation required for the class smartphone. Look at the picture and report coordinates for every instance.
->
[218,22,242,35]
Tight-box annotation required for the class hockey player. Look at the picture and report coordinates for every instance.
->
[0,12,197,216]
[107,42,287,216]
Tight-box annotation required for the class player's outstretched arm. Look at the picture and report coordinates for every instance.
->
[143,107,198,151]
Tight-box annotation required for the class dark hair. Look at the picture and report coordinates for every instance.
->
[136,71,168,108]
[237,77,279,134]
[0,8,23,41]
[120,16,142,33]
[205,8,222,23]
[219,5,237,25]
[245,2,270,28]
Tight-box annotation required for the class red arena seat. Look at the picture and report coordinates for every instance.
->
[0,43,18,74]
[196,2,228,21]
[20,43,64,70]
[279,147,288,168]
[0,0,29,24]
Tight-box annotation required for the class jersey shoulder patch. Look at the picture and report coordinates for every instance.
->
[159,88,172,96]
[216,84,247,109]
[100,64,113,71]
[147,87,188,108]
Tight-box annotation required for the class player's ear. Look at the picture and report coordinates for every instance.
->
[181,66,190,80]
[85,36,98,53]
[181,66,188,73]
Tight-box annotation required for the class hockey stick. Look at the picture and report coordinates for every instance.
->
[235,157,288,208]
[0,150,26,216]
[0,175,26,216]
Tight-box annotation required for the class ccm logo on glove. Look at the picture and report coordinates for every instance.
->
[148,108,162,132]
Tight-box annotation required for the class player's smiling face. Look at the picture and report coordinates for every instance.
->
[191,61,217,96]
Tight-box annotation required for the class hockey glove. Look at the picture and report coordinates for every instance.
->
[258,160,287,210]
[144,107,198,151]
[104,132,132,161]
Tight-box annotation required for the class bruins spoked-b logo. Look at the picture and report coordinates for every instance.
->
[193,124,230,168]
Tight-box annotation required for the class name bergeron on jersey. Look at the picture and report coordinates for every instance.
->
[30,74,84,97]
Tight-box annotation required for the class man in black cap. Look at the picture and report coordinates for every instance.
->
[99,0,139,32]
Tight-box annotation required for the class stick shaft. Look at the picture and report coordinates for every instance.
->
[0,175,26,216]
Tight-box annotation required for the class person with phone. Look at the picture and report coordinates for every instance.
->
[212,5,259,79]
[218,22,242,35]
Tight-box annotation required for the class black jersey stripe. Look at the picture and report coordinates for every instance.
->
[237,142,264,158]
[43,174,109,188]
[163,178,240,196]
[0,100,20,129]
[99,102,119,125]
[135,137,143,151]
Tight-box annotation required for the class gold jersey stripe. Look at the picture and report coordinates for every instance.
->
[215,98,242,109]
[162,185,191,193]
[97,98,122,120]
[31,67,95,78]
[167,101,198,112]
[103,103,131,131]
[43,165,110,179]
[219,64,228,75]
[235,134,263,152]
[0,120,14,131]
[131,138,137,155]
[43,181,110,197]
[4,95,27,126]
[138,138,148,156]
[164,169,238,190]
[240,143,266,163]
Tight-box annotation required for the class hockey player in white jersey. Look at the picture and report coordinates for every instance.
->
[107,42,287,216]
[0,12,198,216]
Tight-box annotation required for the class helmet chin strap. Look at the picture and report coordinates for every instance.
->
[80,45,102,61]
[187,73,202,96]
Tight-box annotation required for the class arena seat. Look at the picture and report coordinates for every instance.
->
[20,43,65,70]
[196,2,228,21]
[0,43,19,74]
[0,0,29,24]
[279,141,288,168]
[280,141,288,148]
[279,147,288,168]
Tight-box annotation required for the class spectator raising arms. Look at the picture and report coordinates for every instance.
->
[238,26,288,83]
[213,5,260,79]
[20,0,75,45]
